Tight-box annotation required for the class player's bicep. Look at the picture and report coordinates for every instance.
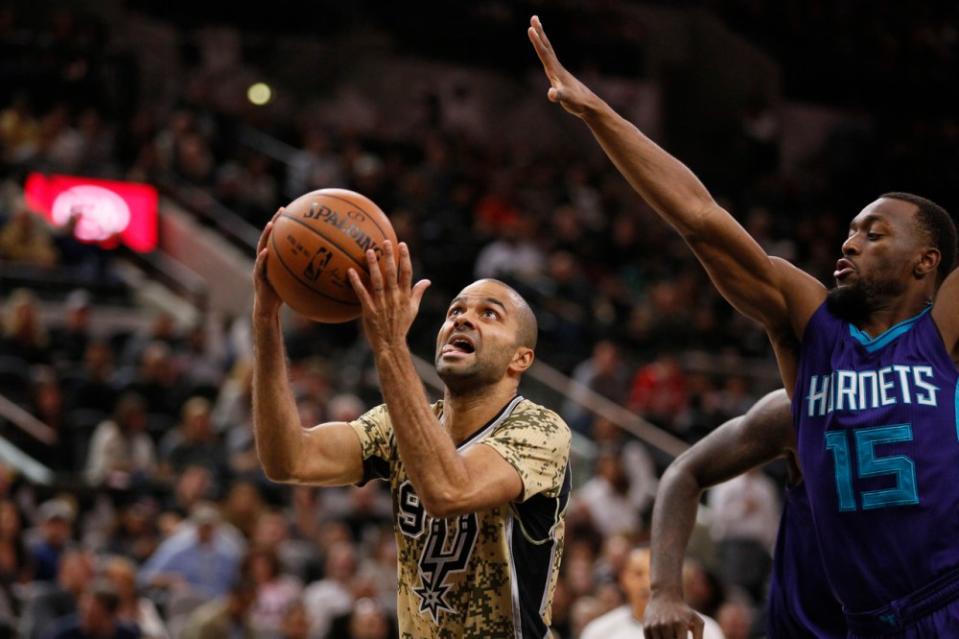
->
[286,421,365,486]
[437,445,523,517]
[933,270,959,356]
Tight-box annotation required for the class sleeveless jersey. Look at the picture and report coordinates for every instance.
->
[349,395,572,639]
[792,303,959,613]
[766,481,845,638]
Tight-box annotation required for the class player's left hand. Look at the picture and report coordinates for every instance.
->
[349,240,431,353]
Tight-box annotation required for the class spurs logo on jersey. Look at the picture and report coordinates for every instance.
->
[349,396,572,639]
[397,480,479,622]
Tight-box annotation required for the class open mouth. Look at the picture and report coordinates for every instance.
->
[834,258,855,281]
[443,335,476,355]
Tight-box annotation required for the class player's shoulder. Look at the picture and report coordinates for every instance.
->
[505,398,571,436]
[355,401,443,429]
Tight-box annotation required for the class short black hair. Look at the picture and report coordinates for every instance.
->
[881,192,957,284]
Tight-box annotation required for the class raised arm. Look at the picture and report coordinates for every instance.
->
[348,242,525,518]
[252,211,364,486]
[528,16,824,339]
[644,389,795,639]
[933,268,959,359]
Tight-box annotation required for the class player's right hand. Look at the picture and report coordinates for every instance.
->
[527,15,599,118]
[643,594,705,639]
[253,208,284,319]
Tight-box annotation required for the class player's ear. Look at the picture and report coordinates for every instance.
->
[508,347,535,375]
[914,247,941,280]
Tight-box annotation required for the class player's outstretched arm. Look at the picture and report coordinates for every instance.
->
[932,268,959,359]
[528,16,824,338]
[252,212,365,486]
[349,242,525,518]
[644,390,794,639]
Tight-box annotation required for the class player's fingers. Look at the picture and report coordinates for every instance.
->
[381,241,399,292]
[527,26,557,78]
[256,220,273,254]
[366,249,385,299]
[531,15,556,54]
[398,242,413,291]
[348,268,376,312]
[410,279,431,310]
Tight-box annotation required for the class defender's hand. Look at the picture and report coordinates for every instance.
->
[348,241,431,353]
[253,208,284,321]
[643,595,705,639]
[527,15,599,118]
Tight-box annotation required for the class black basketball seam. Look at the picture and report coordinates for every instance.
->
[269,231,361,307]
[309,192,392,241]
[278,213,374,274]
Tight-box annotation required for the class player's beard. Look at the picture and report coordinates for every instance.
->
[826,273,906,325]
[436,345,512,396]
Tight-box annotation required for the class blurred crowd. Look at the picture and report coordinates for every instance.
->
[1,2,957,639]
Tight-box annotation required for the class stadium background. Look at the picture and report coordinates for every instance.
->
[1,1,957,637]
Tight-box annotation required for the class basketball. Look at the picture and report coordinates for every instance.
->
[266,188,398,323]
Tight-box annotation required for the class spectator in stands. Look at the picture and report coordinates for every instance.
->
[102,556,168,639]
[278,600,309,639]
[139,503,243,599]
[576,448,646,538]
[44,579,138,639]
[1,289,50,365]
[161,397,228,489]
[716,600,753,639]
[246,547,301,639]
[64,340,116,414]
[180,576,256,639]
[49,290,93,364]
[627,355,688,432]
[221,481,264,540]
[118,341,181,419]
[19,549,93,639]
[303,541,357,639]
[28,499,74,582]
[580,548,724,639]
[562,340,631,432]
[85,393,157,487]
[0,499,31,620]
[0,207,57,268]
[707,468,780,602]
[337,597,392,639]
[28,368,71,471]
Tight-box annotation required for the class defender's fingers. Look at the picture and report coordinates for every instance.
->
[257,220,274,254]
[531,15,554,52]
[528,25,556,75]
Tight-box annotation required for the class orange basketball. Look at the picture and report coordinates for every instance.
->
[266,188,398,323]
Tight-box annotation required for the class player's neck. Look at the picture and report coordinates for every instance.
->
[442,382,519,445]
[858,289,933,337]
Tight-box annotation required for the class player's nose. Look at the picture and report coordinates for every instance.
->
[841,234,861,257]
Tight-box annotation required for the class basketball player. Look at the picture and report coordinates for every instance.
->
[530,14,959,636]
[644,389,845,639]
[251,213,571,638]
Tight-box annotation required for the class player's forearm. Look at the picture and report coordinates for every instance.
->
[580,98,717,238]
[649,461,702,598]
[373,345,471,515]
[251,313,306,481]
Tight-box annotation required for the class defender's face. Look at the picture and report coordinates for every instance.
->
[836,198,922,292]
[435,281,523,385]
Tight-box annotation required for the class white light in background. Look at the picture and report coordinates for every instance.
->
[247,82,272,106]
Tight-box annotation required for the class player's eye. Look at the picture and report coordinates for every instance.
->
[867,232,881,241]
[483,309,499,320]
[448,307,462,317]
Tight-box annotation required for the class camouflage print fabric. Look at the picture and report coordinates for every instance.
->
[349,395,572,639]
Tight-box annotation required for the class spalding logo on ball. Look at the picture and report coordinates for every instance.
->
[267,188,399,323]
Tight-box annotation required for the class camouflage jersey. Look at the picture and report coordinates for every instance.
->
[349,395,572,639]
